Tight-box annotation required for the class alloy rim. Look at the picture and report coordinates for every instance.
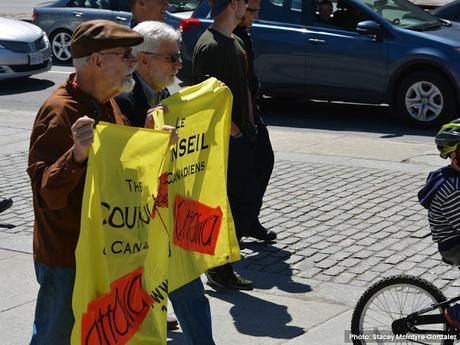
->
[405,81,443,122]
[52,32,71,62]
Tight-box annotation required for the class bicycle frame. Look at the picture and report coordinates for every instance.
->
[392,295,460,337]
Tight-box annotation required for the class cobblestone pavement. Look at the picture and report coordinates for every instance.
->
[2,150,459,300]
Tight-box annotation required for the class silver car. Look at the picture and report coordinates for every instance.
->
[0,17,52,80]
[33,0,198,63]
[33,0,132,63]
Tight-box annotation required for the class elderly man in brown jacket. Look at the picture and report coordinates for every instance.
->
[27,20,144,344]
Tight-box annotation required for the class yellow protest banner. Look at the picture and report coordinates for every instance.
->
[72,77,241,345]
[152,77,241,292]
[71,123,172,345]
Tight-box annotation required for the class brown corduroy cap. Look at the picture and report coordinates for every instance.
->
[70,19,144,58]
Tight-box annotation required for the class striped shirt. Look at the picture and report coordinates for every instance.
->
[428,175,460,243]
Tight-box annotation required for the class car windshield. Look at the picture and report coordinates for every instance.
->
[360,0,443,29]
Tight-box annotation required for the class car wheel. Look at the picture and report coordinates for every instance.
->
[395,71,456,128]
[50,29,72,64]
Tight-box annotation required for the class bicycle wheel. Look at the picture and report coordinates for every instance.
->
[350,275,454,345]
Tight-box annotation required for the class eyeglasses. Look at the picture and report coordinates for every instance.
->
[99,49,134,60]
[246,7,259,13]
[142,51,182,64]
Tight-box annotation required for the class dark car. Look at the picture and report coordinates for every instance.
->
[431,0,460,22]
[33,0,198,63]
[174,0,460,127]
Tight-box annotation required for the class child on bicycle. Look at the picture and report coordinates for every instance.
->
[419,119,460,329]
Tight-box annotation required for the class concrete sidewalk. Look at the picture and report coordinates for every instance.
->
[0,244,357,345]
[1,119,458,344]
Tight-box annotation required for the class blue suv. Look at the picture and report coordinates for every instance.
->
[172,0,460,127]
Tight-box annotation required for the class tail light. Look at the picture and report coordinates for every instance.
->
[179,18,201,33]
[32,10,38,22]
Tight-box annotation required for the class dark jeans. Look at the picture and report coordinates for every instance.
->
[227,135,261,240]
[254,116,274,212]
[227,118,274,239]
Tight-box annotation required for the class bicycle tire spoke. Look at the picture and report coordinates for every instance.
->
[362,312,390,328]
[370,296,394,319]
[399,286,411,318]
[356,279,449,345]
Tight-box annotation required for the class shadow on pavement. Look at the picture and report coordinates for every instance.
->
[52,61,72,67]
[238,244,312,294]
[0,77,55,95]
[206,288,305,339]
[260,97,436,138]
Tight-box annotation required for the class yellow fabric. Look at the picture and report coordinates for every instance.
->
[71,77,240,345]
[72,123,171,345]
[152,77,240,292]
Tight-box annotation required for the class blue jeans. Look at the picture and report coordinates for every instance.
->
[30,261,75,345]
[169,277,216,345]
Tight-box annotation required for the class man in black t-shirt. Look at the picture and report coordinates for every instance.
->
[193,0,259,291]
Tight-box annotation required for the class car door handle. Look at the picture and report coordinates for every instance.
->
[308,38,326,44]
[115,16,128,21]
[73,11,83,17]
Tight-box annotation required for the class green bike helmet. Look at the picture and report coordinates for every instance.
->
[436,119,460,159]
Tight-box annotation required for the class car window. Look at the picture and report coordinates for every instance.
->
[67,0,112,9]
[116,0,131,11]
[291,0,302,11]
[261,0,303,24]
[360,0,441,28]
[312,0,371,31]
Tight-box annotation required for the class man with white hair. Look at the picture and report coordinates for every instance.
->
[128,0,180,330]
[116,21,216,345]
[116,21,182,127]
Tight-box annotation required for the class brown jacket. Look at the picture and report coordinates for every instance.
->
[27,73,128,268]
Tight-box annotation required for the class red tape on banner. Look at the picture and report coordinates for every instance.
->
[151,172,169,219]
[81,267,154,345]
[173,195,222,255]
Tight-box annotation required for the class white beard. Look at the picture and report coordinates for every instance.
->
[120,75,135,93]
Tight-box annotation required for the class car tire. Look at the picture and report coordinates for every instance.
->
[50,29,72,64]
[395,71,456,128]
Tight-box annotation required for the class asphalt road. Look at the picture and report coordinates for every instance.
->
[0,1,44,19]
[0,65,436,145]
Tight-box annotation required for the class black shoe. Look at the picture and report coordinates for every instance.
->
[227,272,254,291]
[205,266,230,289]
[222,263,253,290]
[0,198,13,214]
[206,264,254,291]
[250,226,277,242]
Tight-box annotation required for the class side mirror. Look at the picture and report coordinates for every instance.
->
[356,20,382,40]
